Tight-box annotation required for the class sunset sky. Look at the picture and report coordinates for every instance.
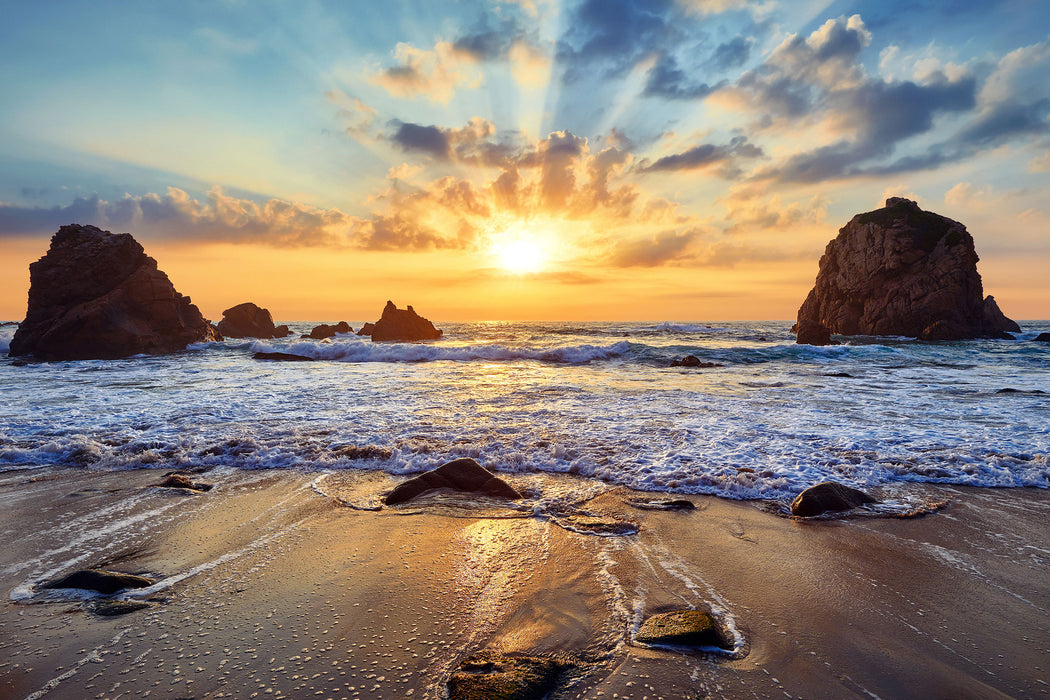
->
[1,0,1048,321]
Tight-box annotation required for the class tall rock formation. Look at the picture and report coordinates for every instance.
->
[370,301,442,342]
[9,224,219,360]
[796,198,1020,343]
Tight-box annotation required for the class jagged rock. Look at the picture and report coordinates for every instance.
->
[1034,333,1050,342]
[43,569,155,594]
[303,321,352,339]
[795,319,835,346]
[796,198,1020,342]
[216,302,291,339]
[8,225,219,360]
[253,351,314,362]
[635,610,729,649]
[670,355,723,368]
[370,301,442,342]
[157,474,212,491]
[447,653,566,700]
[790,481,877,517]
[356,322,375,336]
[384,458,520,505]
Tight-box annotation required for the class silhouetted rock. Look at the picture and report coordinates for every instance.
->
[447,653,567,700]
[1034,333,1050,342]
[43,569,154,595]
[253,351,314,362]
[370,301,442,342]
[796,198,1020,342]
[635,610,729,649]
[795,319,835,346]
[790,481,877,517]
[304,321,352,339]
[356,322,375,336]
[384,458,520,505]
[216,302,291,338]
[670,355,723,368]
[8,224,219,360]
[157,474,213,491]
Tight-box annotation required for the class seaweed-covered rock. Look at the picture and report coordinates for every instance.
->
[447,653,565,700]
[384,458,520,505]
[216,302,291,339]
[796,198,1019,341]
[9,224,219,360]
[370,301,442,342]
[43,569,155,595]
[790,481,877,517]
[635,610,728,649]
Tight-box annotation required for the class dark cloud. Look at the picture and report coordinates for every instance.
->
[713,36,751,70]
[556,0,678,82]
[957,99,1050,147]
[641,136,762,173]
[452,15,531,61]
[643,53,724,100]
[390,122,452,160]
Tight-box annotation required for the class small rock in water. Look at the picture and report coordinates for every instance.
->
[790,481,877,517]
[91,600,153,616]
[1033,333,1050,342]
[795,319,835,346]
[253,351,314,362]
[670,355,722,368]
[157,474,213,491]
[995,388,1046,395]
[44,569,155,595]
[369,301,442,342]
[635,610,729,649]
[384,458,520,505]
[447,652,565,700]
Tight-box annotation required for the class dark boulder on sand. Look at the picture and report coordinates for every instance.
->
[796,198,1020,343]
[370,301,442,342]
[157,474,213,492]
[635,610,729,649]
[670,355,723,368]
[43,569,154,595]
[9,224,219,360]
[303,321,352,339]
[447,652,566,700]
[384,458,520,505]
[790,481,877,517]
[216,302,292,339]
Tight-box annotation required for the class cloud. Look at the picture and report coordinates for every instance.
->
[556,0,679,82]
[369,41,479,103]
[607,228,704,267]
[643,53,725,100]
[719,185,827,234]
[641,136,763,173]
[713,35,752,70]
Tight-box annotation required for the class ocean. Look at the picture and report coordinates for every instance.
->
[2,320,1047,502]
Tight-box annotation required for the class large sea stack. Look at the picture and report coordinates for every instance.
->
[370,301,442,342]
[796,198,1020,343]
[9,224,219,360]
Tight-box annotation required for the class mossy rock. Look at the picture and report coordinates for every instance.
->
[853,200,959,252]
[447,653,564,700]
[635,610,729,649]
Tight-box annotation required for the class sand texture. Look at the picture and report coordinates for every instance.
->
[1,466,1048,699]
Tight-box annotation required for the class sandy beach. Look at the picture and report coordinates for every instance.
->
[1,465,1048,700]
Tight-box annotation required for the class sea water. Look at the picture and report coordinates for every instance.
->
[1,321,1047,500]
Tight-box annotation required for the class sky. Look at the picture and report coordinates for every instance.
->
[1,0,1048,322]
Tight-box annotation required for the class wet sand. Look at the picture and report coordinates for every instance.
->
[1,466,1048,699]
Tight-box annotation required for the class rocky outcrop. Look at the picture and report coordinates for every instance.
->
[635,610,729,649]
[216,302,291,339]
[9,225,219,360]
[43,569,155,594]
[384,458,520,505]
[796,198,1020,343]
[303,321,352,339]
[370,301,442,342]
[356,322,375,336]
[790,481,877,517]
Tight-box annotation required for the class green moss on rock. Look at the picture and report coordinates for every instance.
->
[852,199,961,252]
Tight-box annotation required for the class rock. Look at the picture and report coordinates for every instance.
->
[91,600,153,616]
[670,355,723,368]
[253,351,314,362]
[304,321,352,340]
[8,224,219,360]
[43,569,155,594]
[629,498,696,511]
[370,301,442,342]
[447,652,565,700]
[384,458,520,505]
[557,514,639,536]
[1034,333,1050,342]
[635,610,729,649]
[356,322,375,336]
[157,474,212,491]
[216,302,291,339]
[790,481,877,517]
[795,319,835,346]
[995,388,1046,395]
[796,198,1020,342]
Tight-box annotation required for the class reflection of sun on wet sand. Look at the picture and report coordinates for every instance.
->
[2,465,1048,699]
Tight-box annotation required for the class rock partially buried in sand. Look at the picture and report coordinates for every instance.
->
[629,498,696,511]
[790,481,877,517]
[557,514,639,536]
[370,301,442,342]
[44,569,155,595]
[670,355,723,368]
[157,474,213,492]
[447,652,566,700]
[384,458,520,505]
[635,610,729,649]
[91,600,153,616]
[253,351,314,362]
[216,302,292,339]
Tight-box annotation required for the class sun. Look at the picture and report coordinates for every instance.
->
[495,237,546,274]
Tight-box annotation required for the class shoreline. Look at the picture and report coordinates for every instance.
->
[1,466,1048,699]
